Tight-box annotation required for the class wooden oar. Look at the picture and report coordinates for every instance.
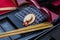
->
[0,22,53,38]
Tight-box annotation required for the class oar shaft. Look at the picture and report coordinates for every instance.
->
[0,22,53,38]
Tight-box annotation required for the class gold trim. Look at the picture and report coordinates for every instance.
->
[0,7,17,11]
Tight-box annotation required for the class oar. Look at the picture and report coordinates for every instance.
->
[0,22,53,38]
